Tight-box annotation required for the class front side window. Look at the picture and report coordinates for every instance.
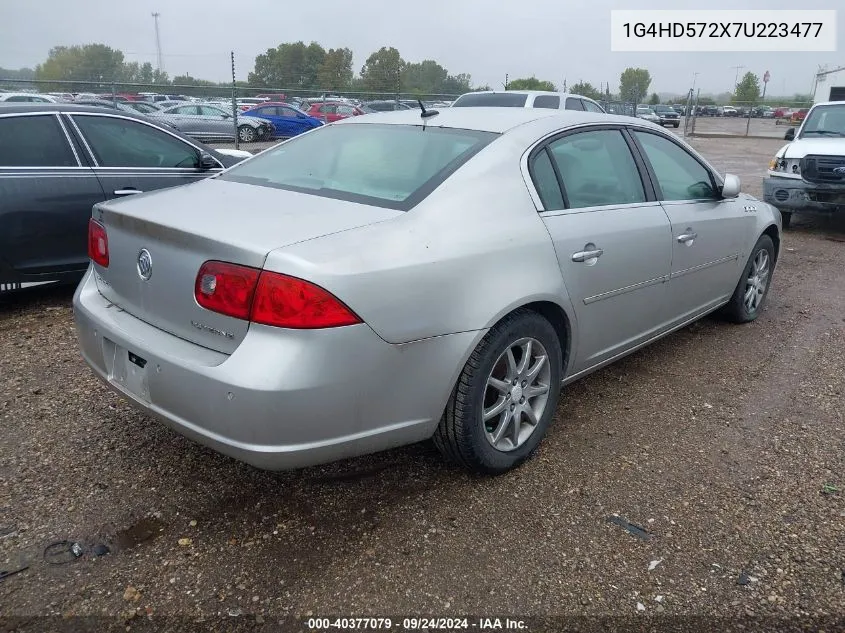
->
[633,131,718,201]
[219,123,497,210]
[199,105,227,116]
[533,95,560,109]
[0,115,77,167]
[172,105,198,115]
[565,98,585,111]
[72,115,200,169]
[547,129,645,209]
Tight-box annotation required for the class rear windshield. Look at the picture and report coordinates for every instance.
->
[218,123,497,210]
[452,93,528,108]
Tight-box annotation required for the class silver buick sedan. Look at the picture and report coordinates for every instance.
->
[73,108,781,474]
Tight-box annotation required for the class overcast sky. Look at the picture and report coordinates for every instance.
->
[1,0,841,96]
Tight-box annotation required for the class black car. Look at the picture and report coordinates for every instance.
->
[0,104,247,293]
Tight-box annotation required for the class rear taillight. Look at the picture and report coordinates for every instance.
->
[195,261,260,320]
[194,261,361,329]
[251,271,361,329]
[87,219,109,267]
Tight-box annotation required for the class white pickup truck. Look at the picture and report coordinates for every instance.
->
[763,101,845,228]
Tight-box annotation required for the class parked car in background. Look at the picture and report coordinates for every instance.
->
[672,103,685,115]
[790,108,809,124]
[150,103,273,142]
[636,106,661,123]
[451,90,606,113]
[241,102,323,138]
[764,101,845,228]
[0,104,249,294]
[73,99,163,116]
[652,104,681,128]
[255,93,286,102]
[773,107,793,119]
[752,106,774,118]
[140,94,190,104]
[236,97,269,111]
[73,107,779,475]
[46,92,75,102]
[722,106,739,117]
[361,100,414,112]
[306,101,366,122]
[0,92,58,103]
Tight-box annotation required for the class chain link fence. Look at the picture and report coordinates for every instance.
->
[0,77,460,149]
[682,92,814,139]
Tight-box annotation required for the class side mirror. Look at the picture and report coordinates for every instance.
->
[222,112,231,119]
[722,173,741,198]
[784,127,796,141]
[198,152,218,171]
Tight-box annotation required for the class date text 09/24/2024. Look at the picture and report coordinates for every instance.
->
[305,617,528,631]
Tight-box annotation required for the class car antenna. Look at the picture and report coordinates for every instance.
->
[418,99,439,119]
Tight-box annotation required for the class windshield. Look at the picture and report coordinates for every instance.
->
[800,105,845,138]
[638,107,653,114]
[452,93,528,108]
[218,123,498,210]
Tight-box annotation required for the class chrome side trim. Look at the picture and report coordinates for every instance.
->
[670,254,739,280]
[583,274,668,305]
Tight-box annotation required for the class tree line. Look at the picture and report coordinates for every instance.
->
[1,45,813,105]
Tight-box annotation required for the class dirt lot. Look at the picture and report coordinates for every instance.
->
[1,136,844,632]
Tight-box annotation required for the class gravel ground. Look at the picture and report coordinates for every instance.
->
[1,137,844,632]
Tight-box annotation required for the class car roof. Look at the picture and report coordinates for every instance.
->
[456,90,599,102]
[337,106,635,134]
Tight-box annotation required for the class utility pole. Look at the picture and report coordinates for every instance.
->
[151,12,163,73]
[504,73,509,90]
[691,72,699,92]
[230,51,239,150]
[731,65,744,91]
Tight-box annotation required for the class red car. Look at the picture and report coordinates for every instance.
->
[790,108,809,124]
[773,106,793,119]
[306,101,365,122]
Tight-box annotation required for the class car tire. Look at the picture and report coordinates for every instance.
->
[780,211,792,229]
[433,309,562,474]
[238,125,256,143]
[673,122,680,128]
[721,234,776,324]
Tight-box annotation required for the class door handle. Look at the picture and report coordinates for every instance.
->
[677,232,698,243]
[113,189,143,196]
[571,248,604,263]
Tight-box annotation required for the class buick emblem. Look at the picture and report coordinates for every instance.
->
[137,249,153,281]
[833,166,845,175]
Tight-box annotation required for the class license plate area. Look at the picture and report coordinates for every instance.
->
[106,339,150,402]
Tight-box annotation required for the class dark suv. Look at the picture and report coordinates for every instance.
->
[0,104,246,293]
[652,104,681,128]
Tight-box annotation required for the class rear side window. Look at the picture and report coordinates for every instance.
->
[452,93,528,107]
[547,130,646,209]
[530,150,565,210]
[565,98,585,111]
[220,123,498,210]
[0,115,77,167]
[72,115,200,168]
[533,95,560,109]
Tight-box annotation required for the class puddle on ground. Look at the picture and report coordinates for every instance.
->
[110,515,166,552]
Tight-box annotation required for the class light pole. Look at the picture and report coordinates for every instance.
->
[731,65,744,91]
[151,12,163,73]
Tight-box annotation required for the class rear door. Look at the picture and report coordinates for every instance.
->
[0,113,105,279]
[629,129,752,321]
[66,113,222,201]
[529,126,673,373]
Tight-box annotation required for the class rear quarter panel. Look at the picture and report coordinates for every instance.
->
[263,134,574,345]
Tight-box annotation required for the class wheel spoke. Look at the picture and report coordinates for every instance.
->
[488,376,510,394]
[484,397,508,421]
[491,411,513,444]
[516,340,532,375]
[744,285,755,306]
[523,405,539,427]
[524,383,549,399]
[525,355,547,382]
[505,348,518,380]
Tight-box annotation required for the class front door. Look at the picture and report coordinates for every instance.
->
[531,127,673,373]
[630,130,754,321]
[67,113,220,202]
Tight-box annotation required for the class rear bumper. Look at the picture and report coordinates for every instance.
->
[73,268,479,470]
[763,174,845,212]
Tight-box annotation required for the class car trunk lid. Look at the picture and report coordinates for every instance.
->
[92,178,400,354]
